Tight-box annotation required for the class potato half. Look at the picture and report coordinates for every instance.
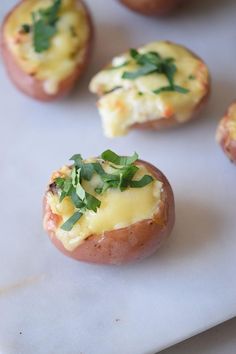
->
[89,41,210,138]
[119,0,185,16]
[1,0,93,101]
[43,159,175,265]
[216,102,236,164]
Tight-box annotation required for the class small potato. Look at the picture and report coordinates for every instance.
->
[89,41,210,138]
[43,152,175,265]
[119,0,185,16]
[216,102,236,164]
[1,0,93,101]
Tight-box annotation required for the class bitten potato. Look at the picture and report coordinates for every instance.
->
[119,0,185,16]
[216,102,236,164]
[43,151,175,265]
[89,41,210,138]
[1,0,93,101]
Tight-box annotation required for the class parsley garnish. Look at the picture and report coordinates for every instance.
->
[101,150,138,166]
[21,24,31,34]
[22,0,62,53]
[52,150,154,231]
[61,212,83,231]
[122,48,189,95]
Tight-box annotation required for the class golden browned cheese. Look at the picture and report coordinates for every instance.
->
[4,0,90,95]
[89,41,209,137]
[44,162,163,251]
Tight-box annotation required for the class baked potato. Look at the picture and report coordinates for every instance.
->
[89,41,210,138]
[216,102,236,164]
[1,0,93,101]
[119,0,185,16]
[43,150,175,265]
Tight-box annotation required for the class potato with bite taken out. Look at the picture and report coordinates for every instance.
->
[1,0,93,101]
[43,150,175,265]
[216,102,236,164]
[119,0,185,16]
[89,41,210,138]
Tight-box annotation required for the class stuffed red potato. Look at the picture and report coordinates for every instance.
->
[1,0,93,101]
[216,102,236,164]
[119,0,185,16]
[43,150,175,265]
[89,41,210,138]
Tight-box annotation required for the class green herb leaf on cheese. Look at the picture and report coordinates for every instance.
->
[122,48,189,95]
[101,150,138,166]
[130,175,154,188]
[31,0,62,53]
[61,211,83,231]
[53,150,155,231]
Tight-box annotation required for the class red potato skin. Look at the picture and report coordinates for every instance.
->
[0,0,93,102]
[216,104,236,164]
[43,160,175,265]
[119,0,185,16]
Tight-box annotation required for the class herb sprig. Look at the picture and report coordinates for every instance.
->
[22,0,62,53]
[122,49,189,95]
[52,150,154,231]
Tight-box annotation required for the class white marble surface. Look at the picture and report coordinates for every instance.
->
[0,0,236,354]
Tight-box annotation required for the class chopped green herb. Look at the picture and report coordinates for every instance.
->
[61,211,83,231]
[76,181,86,201]
[101,150,138,166]
[31,0,62,53]
[130,175,154,188]
[53,150,154,230]
[153,85,189,95]
[188,74,196,80]
[122,63,157,79]
[21,24,31,33]
[85,193,101,212]
[70,154,95,181]
[138,92,144,96]
[122,48,189,95]
[172,85,190,94]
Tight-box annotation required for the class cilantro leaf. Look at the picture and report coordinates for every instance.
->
[31,0,61,53]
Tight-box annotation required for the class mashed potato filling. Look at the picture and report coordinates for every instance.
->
[89,41,209,137]
[4,0,90,94]
[46,162,163,251]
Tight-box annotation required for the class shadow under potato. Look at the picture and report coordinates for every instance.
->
[173,0,235,18]
[143,197,224,266]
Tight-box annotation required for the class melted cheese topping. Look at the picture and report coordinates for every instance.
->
[46,162,162,251]
[4,0,90,94]
[89,41,209,137]
[226,103,236,140]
